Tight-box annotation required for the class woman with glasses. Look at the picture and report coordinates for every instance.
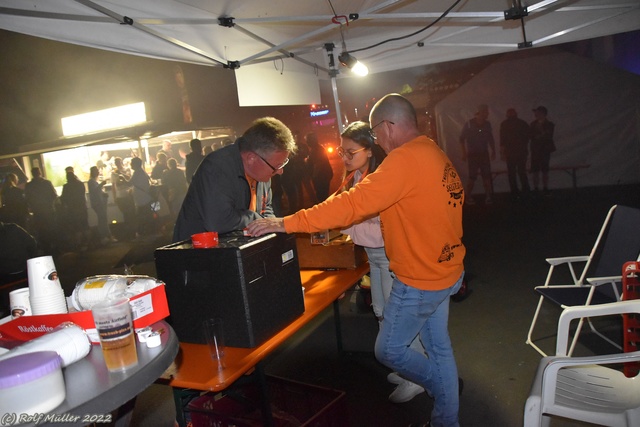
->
[336,121,426,403]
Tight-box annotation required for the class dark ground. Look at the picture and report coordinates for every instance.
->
[6,183,639,427]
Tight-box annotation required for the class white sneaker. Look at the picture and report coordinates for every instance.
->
[387,372,403,384]
[388,380,425,403]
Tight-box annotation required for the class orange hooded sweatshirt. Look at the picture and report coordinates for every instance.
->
[284,135,465,291]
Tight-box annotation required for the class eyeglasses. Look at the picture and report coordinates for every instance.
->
[370,120,395,140]
[255,152,289,172]
[336,146,366,160]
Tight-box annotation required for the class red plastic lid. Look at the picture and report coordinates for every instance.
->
[0,351,62,389]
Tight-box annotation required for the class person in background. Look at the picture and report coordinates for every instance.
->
[60,166,89,250]
[1,172,29,229]
[162,158,188,221]
[88,165,115,245]
[459,104,496,205]
[151,151,168,181]
[177,147,188,169]
[306,132,333,202]
[130,157,154,237]
[247,94,465,427]
[173,117,297,241]
[336,121,427,403]
[158,140,174,160]
[0,221,37,279]
[280,132,306,214]
[530,106,556,195]
[111,157,136,239]
[24,167,58,254]
[185,138,205,184]
[500,108,531,200]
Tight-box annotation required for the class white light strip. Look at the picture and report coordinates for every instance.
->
[61,102,146,137]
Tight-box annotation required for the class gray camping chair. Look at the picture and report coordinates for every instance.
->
[526,205,640,356]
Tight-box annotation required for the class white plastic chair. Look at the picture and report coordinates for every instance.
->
[526,205,640,356]
[524,300,640,427]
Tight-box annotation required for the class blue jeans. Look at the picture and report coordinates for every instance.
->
[375,273,464,427]
[364,246,394,319]
[366,246,425,354]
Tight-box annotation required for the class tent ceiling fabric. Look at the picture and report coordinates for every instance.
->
[0,0,639,77]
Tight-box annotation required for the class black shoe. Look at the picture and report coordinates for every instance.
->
[408,423,430,427]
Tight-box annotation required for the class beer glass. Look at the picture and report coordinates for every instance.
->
[91,297,138,372]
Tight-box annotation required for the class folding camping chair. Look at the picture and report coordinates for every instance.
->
[526,204,640,356]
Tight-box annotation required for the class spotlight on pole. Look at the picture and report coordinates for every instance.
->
[338,52,369,76]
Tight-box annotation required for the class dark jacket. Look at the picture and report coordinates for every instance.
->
[185,151,205,184]
[173,142,274,241]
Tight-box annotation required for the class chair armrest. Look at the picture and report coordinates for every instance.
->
[556,300,640,355]
[586,275,622,286]
[545,256,589,266]
[546,350,640,371]
[541,350,640,392]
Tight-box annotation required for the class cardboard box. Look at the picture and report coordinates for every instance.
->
[0,284,170,344]
[155,232,305,348]
[295,232,367,270]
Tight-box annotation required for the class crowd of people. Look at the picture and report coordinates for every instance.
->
[0,130,336,260]
[459,104,556,203]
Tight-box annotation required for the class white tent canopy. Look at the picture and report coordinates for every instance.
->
[435,50,640,193]
[1,0,639,109]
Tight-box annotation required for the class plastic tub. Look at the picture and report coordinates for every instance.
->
[0,351,66,415]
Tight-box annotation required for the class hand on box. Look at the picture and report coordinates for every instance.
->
[246,217,285,236]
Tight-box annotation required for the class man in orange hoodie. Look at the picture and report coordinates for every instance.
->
[247,94,465,427]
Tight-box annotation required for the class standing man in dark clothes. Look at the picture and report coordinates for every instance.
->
[88,165,115,244]
[185,138,205,184]
[500,108,531,199]
[1,172,29,229]
[530,106,556,195]
[459,104,496,205]
[60,166,89,250]
[24,167,58,254]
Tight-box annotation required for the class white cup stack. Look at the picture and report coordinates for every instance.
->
[0,323,91,367]
[9,288,32,318]
[27,256,68,315]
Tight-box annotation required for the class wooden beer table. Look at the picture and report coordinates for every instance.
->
[164,263,370,426]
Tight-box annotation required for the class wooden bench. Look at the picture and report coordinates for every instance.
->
[491,164,590,190]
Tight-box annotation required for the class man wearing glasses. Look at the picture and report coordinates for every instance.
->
[172,117,296,241]
[248,94,465,427]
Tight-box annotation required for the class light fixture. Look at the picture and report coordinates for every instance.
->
[338,52,369,76]
[61,102,147,137]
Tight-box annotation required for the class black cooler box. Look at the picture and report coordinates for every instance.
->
[154,232,305,348]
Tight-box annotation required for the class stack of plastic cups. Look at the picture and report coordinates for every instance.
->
[0,323,91,367]
[27,256,68,315]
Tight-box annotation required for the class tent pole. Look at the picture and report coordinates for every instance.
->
[331,74,344,133]
[325,44,344,133]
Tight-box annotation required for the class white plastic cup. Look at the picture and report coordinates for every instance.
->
[29,288,68,315]
[27,256,63,297]
[9,288,32,318]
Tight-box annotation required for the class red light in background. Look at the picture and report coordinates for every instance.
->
[326,146,335,154]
